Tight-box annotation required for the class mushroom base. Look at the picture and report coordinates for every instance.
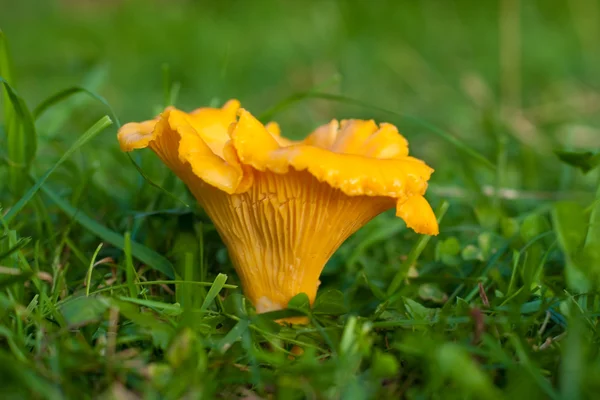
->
[191,169,393,323]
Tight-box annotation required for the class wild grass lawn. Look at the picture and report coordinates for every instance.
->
[1,1,600,399]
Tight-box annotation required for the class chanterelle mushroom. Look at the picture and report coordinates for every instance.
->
[118,100,438,322]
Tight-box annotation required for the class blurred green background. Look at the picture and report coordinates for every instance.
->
[1,0,600,398]
[2,0,599,199]
[2,0,599,170]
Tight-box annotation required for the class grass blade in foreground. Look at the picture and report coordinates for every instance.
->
[2,116,112,224]
[200,273,228,312]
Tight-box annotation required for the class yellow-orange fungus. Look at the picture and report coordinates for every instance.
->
[118,99,439,322]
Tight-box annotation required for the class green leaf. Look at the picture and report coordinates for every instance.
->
[555,150,600,174]
[435,236,461,266]
[552,202,587,254]
[166,328,200,368]
[436,343,503,400]
[552,201,593,292]
[287,292,311,313]
[418,284,448,303]
[60,296,110,326]
[475,204,501,231]
[313,289,348,315]
[501,216,520,238]
[461,244,483,261]
[403,297,438,321]
[371,349,400,378]
[253,308,304,323]
[2,116,112,224]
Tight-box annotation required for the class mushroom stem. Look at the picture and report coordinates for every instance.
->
[190,169,392,322]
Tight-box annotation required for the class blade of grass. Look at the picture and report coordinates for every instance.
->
[89,280,237,296]
[124,232,138,298]
[64,236,93,269]
[110,298,175,344]
[200,273,228,312]
[508,333,560,399]
[0,30,13,91]
[162,63,181,107]
[177,252,194,309]
[126,153,190,208]
[255,308,306,321]
[584,174,600,248]
[39,184,175,278]
[32,84,189,209]
[37,66,108,138]
[560,306,585,400]
[117,296,180,313]
[240,324,262,389]
[33,86,120,126]
[85,243,103,297]
[0,237,30,263]
[195,222,207,301]
[387,200,450,296]
[0,76,37,194]
[216,319,249,354]
[259,92,495,171]
[2,116,112,224]
[0,31,15,153]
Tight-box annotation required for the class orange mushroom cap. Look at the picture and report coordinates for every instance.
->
[118,99,438,322]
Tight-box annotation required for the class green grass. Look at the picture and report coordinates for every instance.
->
[1,0,600,398]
